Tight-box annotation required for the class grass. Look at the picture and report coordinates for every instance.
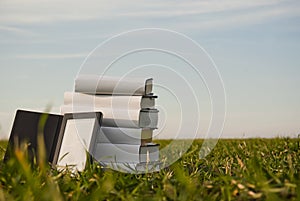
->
[0,138,299,201]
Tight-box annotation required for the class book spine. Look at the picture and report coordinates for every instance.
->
[139,109,159,128]
[139,145,160,163]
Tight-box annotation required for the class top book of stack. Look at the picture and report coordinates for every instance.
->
[75,75,153,96]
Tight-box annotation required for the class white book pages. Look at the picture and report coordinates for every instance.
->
[97,127,153,145]
[60,105,158,128]
[75,75,153,95]
[56,118,96,172]
[93,143,141,163]
[64,92,156,109]
[100,161,160,173]
[93,143,159,163]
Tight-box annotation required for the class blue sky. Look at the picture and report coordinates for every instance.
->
[0,0,300,139]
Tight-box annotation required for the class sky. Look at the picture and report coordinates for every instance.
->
[0,0,300,139]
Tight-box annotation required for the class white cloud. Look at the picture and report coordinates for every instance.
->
[172,3,300,32]
[0,0,125,24]
[0,25,36,36]
[0,0,298,40]
[118,0,285,18]
[16,53,88,59]
[0,0,296,25]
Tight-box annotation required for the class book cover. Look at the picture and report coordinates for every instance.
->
[61,106,159,129]
[100,161,161,173]
[64,92,156,109]
[97,127,153,145]
[75,75,153,95]
[92,143,159,163]
[4,110,63,164]
[52,112,102,172]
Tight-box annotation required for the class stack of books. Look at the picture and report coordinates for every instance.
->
[60,75,160,171]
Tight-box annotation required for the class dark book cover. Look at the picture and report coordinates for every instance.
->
[4,110,63,164]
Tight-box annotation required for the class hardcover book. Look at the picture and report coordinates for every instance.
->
[97,127,153,145]
[100,161,161,173]
[52,112,102,172]
[93,143,159,164]
[4,110,63,164]
[64,92,156,109]
[75,75,153,96]
[61,106,158,129]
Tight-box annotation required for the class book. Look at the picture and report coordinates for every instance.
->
[60,106,159,129]
[52,112,102,172]
[75,75,153,95]
[64,92,156,109]
[97,127,153,145]
[100,161,161,173]
[4,110,63,164]
[92,143,159,164]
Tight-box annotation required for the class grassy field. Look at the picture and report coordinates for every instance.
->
[0,138,299,201]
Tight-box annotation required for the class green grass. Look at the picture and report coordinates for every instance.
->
[0,138,299,201]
